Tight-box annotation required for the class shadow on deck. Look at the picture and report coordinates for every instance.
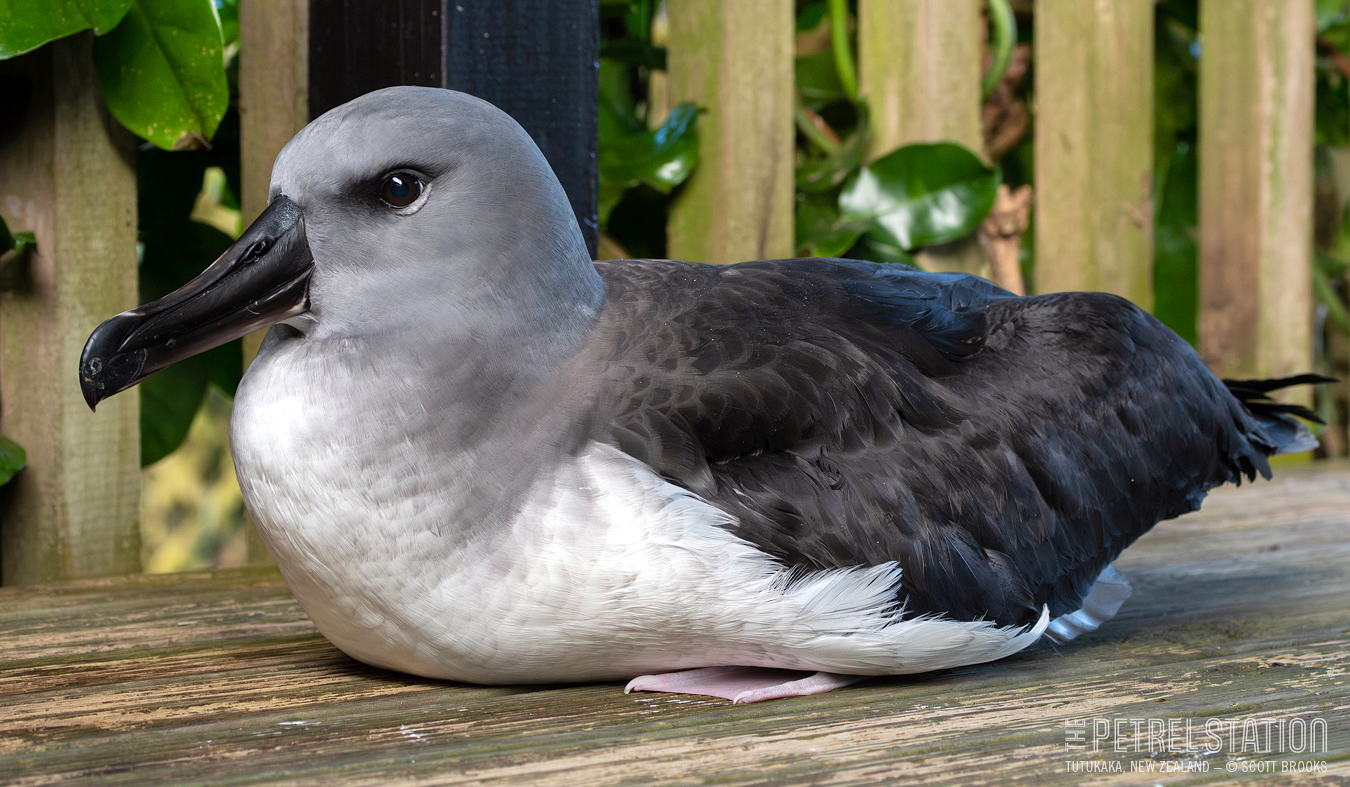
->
[3,464,1350,785]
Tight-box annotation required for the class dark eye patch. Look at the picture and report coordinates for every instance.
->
[380,172,424,208]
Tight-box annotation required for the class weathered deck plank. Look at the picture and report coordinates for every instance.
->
[3,464,1350,785]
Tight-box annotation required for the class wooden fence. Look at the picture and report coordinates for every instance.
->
[0,0,1317,585]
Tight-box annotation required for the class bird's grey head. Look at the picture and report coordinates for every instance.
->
[79,87,602,408]
[272,87,599,338]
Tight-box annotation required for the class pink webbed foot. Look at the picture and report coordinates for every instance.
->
[624,666,864,704]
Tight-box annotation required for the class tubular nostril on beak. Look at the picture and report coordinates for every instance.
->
[243,239,272,263]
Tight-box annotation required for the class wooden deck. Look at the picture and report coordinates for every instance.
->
[3,463,1349,785]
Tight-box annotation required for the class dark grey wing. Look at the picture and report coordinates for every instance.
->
[584,258,1275,627]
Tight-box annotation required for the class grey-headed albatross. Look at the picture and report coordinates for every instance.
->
[80,87,1326,704]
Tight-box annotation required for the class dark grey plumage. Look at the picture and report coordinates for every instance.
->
[578,258,1303,627]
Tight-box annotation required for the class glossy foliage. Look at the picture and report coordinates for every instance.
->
[0,434,25,487]
[0,214,35,259]
[0,0,229,152]
[129,0,241,465]
[599,101,699,226]
[92,0,229,150]
[598,0,699,258]
[792,2,996,264]
[840,143,1000,252]
[135,97,243,465]
[0,0,132,58]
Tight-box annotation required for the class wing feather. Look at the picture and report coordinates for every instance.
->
[581,258,1275,626]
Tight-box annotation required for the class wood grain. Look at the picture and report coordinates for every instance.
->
[2,464,1349,784]
[666,0,795,265]
[0,35,140,586]
[857,0,982,159]
[1034,0,1155,307]
[1198,0,1316,401]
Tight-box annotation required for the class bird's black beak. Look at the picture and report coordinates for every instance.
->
[79,196,314,411]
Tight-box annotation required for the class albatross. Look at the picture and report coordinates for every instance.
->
[80,87,1326,704]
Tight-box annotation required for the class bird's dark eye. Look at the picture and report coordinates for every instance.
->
[380,172,424,208]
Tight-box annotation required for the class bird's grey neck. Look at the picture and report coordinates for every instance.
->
[237,265,603,539]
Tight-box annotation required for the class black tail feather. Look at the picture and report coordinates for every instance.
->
[1223,374,1336,455]
[1222,373,1335,395]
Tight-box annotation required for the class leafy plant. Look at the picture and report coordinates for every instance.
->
[0,215,36,260]
[134,1,242,465]
[0,1,131,59]
[840,143,1000,251]
[0,434,25,488]
[1151,0,1200,345]
[599,101,699,227]
[791,1,999,265]
[0,0,230,151]
[2,0,241,464]
[598,0,700,258]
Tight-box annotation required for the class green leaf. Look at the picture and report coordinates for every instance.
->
[0,434,25,487]
[215,0,238,49]
[599,58,641,137]
[140,357,208,466]
[796,1,827,32]
[189,165,242,238]
[839,142,1000,250]
[0,0,132,59]
[136,137,242,423]
[796,51,846,105]
[826,0,857,101]
[621,0,653,41]
[1318,0,1350,31]
[1154,18,1198,168]
[1,214,36,257]
[796,105,869,193]
[982,0,1016,98]
[92,0,228,150]
[1318,250,1350,279]
[795,197,868,258]
[599,102,699,226]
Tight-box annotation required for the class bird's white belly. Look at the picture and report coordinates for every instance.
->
[231,350,1046,684]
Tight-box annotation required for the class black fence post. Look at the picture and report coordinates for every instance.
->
[308,0,600,258]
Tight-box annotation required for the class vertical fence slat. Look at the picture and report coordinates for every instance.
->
[1198,0,1315,390]
[239,0,308,367]
[858,0,983,274]
[238,0,308,563]
[0,35,140,585]
[1035,0,1154,304]
[239,0,309,229]
[858,0,982,158]
[667,0,795,265]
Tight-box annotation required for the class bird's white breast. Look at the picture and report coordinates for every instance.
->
[230,334,1046,684]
